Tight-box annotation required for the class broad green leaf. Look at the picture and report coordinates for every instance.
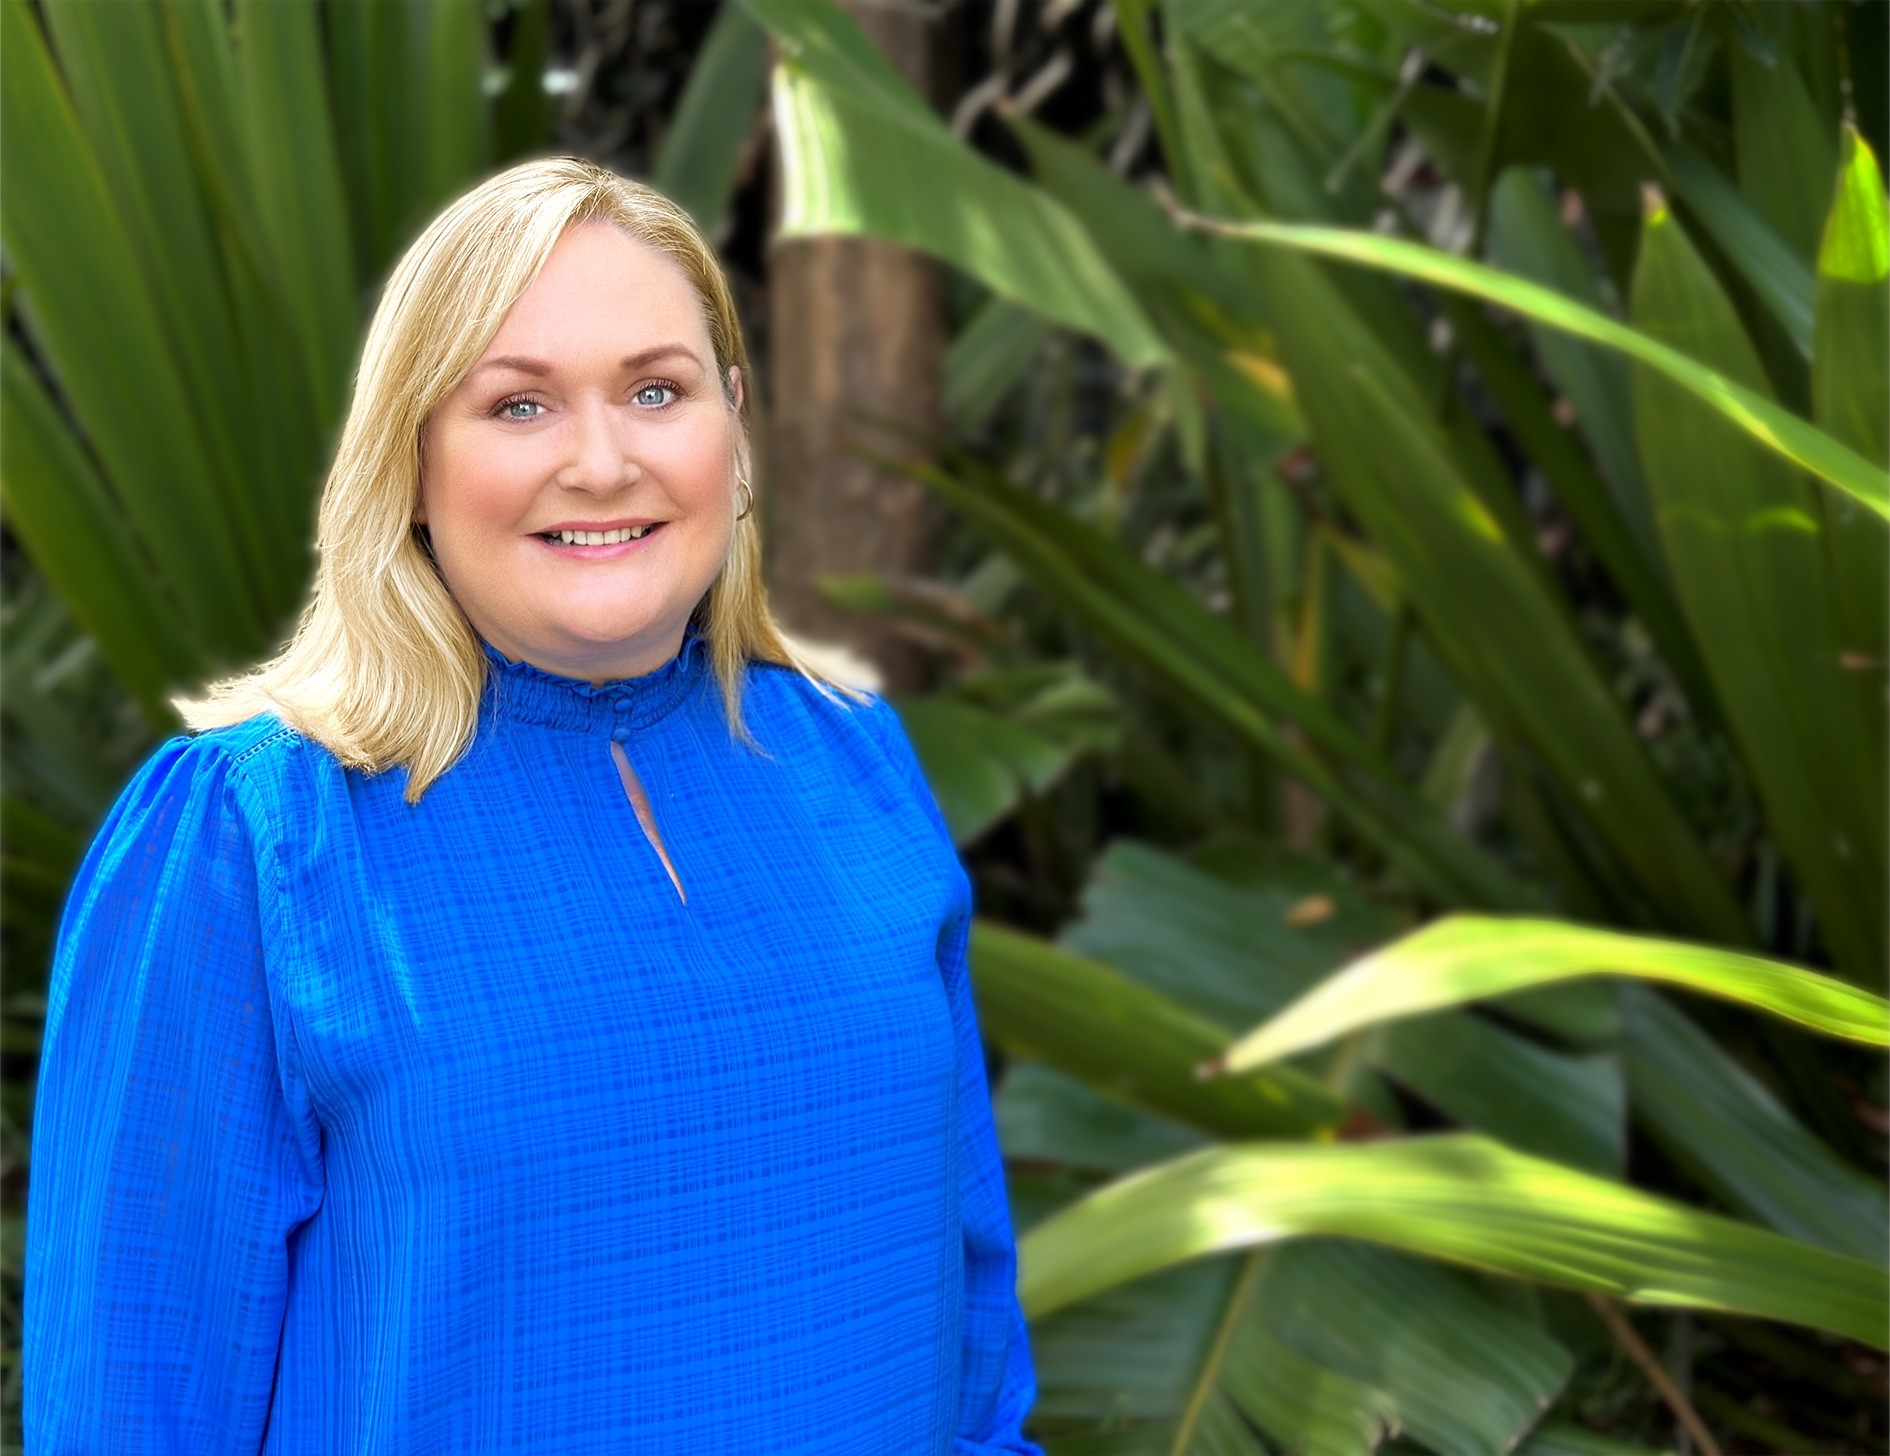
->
[1227,1314,1393,1456]
[1180,212,1889,521]
[1485,170,1695,665]
[969,921,1345,1140]
[1017,1133,1888,1348]
[1811,125,1889,671]
[895,695,1075,848]
[1024,1243,1265,1450]
[1377,1010,1625,1176]
[742,0,940,128]
[0,0,261,647]
[234,0,357,432]
[1247,257,1748,943]
[1187,835,1618,1048]
[1661,143,1815,357]
[1730,39,1838,265]
[1816,126,1890,462]
[413,0,488,226]
[0,580,158,822]
[1017,1147,1567,1454]
[325,0,486,276]
[1069,839,1625,1169]
[1631,195,1887,981]
[998,106,1307,466]
[752,4,1168,371]
[1342,0,1657,280]
[995,1061,1209,1176]
[0,345,198,723]
[0,793,79,895]
[1444,260,1717,720]
[1209,915,1889,1076]
[2,789,82,950]
[1168,0,1370,164]
[1065,839,1406,1033]
[1258,1241,1572,1455]
[652,1,770,238]
[943,296,1057,436]
[327,0,421,286]
[1038,1235,1562,1455]
[872,443,1538,912]
[161,0,326,557]
[38,0,278,616]
[491,0,552,167]
[1622,986,1887,1263]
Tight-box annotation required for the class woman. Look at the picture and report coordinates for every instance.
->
[25,156,1043,1455]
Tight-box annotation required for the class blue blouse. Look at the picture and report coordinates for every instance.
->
[25,622,1043,1454]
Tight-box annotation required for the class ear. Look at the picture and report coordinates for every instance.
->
[727,364,744,414]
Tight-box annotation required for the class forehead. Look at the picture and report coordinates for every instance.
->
[484,220,709,354]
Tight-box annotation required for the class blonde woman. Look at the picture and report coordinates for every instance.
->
[25,156,1042,1455]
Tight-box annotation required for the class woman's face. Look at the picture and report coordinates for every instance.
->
[418,220,744,684]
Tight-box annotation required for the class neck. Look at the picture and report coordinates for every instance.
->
[480,622,693,685]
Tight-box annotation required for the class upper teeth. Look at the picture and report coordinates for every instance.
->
[549,525,657,544]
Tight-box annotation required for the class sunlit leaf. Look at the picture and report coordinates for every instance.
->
[1018,1133,1887,1348]
[1209,915,1888,1076]
[1173,210,1889,521]
[1631,193,1887,981]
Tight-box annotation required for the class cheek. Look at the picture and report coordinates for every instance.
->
[659,433,736,513]
[426,434,537,533]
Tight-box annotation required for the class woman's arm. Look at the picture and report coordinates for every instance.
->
[862,696,1046,1456]
[24,735,325,1454]
[937,904,1049,1456]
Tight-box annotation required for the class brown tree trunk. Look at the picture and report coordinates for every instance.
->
[762,1,950,695]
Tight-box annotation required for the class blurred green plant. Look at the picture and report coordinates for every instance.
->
[751,0,1888,1448]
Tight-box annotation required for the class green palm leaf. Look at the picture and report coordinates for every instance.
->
[1162,209,1889,521]
[1207,915,1888,1076]
[1017,1133,1887,1348]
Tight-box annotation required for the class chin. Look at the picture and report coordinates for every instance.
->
[550,613,671,651]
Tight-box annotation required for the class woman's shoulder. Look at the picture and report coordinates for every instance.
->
[119,712,338,845]
[739,657,953,842]
[64,716,301,923]
[740,655,899,764]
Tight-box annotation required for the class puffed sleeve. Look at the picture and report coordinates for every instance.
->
[24,734,325,1454]
[864,696,1046,1456]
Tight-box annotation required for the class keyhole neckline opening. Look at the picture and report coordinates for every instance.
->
[608,738,688,906]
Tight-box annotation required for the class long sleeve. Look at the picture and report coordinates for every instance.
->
[865,696,1046,1456]
[24,735,326,1454]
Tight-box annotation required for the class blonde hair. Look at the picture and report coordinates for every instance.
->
[175,155,868,804]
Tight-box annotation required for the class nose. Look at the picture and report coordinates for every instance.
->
[557,395,639,495]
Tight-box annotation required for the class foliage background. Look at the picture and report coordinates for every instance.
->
[2,1,1886,1452]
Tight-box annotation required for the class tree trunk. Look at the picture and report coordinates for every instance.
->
[762,1,950,695]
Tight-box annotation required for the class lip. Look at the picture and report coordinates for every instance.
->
[533,517,666,533]
[532,520,668,561]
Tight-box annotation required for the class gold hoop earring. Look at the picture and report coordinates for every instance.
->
[735,475,754,522]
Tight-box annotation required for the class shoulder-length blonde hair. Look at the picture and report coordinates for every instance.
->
[176,156,868,804]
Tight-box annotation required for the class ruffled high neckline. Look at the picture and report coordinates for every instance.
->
[478,622,708,737]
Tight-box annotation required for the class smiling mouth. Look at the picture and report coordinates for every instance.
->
[535,523,667,545]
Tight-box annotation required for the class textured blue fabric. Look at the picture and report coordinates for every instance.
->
[26,621,1044,1454]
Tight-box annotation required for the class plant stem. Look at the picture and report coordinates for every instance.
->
[1587,1295,1723,1456]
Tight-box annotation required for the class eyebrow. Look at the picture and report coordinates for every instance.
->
[472,344,705,378]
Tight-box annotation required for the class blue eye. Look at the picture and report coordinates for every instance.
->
[490,380,682,422]
[493,395,544,422]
